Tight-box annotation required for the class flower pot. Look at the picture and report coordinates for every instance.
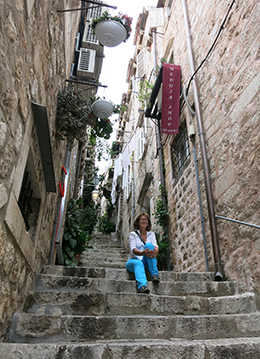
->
[94,20,127,47]
[92,100,114,119]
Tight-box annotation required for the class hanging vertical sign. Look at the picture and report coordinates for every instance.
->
[161,63,181,134]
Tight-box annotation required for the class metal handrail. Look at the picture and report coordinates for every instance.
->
[215,215,260,230]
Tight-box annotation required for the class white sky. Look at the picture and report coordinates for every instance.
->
[96,0,158,174]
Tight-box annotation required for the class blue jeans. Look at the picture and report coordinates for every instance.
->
[126,243,159,290]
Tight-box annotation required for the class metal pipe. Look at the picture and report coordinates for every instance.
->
[153,30,157,76]
[73,141,84,199]
[193,147,209,271]
[182,0,223,281]
[131,159,135,228]
[49,148,72,265]
[216,215,260,230]
[153,30,171,271]
[57,1,117,12]
[66,78,107,87]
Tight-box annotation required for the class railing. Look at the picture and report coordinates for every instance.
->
[215,215,260,230]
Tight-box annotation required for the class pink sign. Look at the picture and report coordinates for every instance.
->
[161,63,181,134]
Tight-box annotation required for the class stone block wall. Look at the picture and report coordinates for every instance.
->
[0,0,80,338]
[159,0,260,293]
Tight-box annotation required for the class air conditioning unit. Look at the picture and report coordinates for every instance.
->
[77,48,96,78]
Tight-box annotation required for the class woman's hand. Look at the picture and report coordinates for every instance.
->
[143,248,158,258]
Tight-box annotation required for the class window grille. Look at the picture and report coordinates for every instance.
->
[171,124,190,179]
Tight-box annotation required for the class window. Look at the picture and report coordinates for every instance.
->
[136,128,145,160]
[166,0,174,17]
[124,164,132,200]
[171,123,190,179]
[137,49,146,78]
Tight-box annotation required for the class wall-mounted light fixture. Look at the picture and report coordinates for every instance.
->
[92,189,99,201]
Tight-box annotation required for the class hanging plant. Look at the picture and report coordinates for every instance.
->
[91,117,113,140]
[91,95,125,117]
[56,85,92,144]
[92,99,114,119]
[91,11,133,47]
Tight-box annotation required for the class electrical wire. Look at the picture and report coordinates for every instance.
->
[185,0,235,95]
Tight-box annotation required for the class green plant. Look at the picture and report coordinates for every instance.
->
[110,141,121,158]
[91,117,113,140]
[95,137,111,162]
[137,80,154,108]
[98,212,115,234]
[62,198,96,266]
[156,232,169,271]
[91,11,133,42]
[154,184,170,271]
[56,85,92,144]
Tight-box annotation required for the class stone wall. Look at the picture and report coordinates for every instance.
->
[159,0,260,293]
[0,0,80,338]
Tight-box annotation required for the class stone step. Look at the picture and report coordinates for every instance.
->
[81,252,128,262]
[26,291,257,316]
[1,337,260,359]
[9,312,260,343]
[79,258,127,268]
[83,247,127,255]
[43,266,216,282]
[34,274,238,297]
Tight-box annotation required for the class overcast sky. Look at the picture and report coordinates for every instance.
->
[97,0,158,104]
[96,0,158,174]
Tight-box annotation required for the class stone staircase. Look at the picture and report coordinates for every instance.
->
[1,232,260,358]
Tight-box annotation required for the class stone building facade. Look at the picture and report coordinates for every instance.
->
[0,0,81,338]
[115,0,260,295]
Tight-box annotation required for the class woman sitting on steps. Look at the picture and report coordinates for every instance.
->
[126,212,160,294]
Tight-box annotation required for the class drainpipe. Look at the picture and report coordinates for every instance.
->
[131,158,135,228]
[182,0,224,281]
[73,141,84,199]
[153,30,171,271]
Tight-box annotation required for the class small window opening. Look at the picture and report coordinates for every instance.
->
[18,149,41,237]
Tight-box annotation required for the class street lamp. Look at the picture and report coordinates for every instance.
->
[92,189,99,201]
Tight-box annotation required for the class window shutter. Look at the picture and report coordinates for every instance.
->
[82,1,107,46]
[83,21,99,45]
[136,128,145,160]
[137,49,146,78]
[148,8,164,28]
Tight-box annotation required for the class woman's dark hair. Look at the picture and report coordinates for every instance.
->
[133,212,151,231]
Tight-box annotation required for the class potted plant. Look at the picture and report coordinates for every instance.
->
[91,11,132,47]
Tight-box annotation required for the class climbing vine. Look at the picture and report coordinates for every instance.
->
[154,184,170,271]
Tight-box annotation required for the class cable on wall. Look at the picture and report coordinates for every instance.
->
[185,0,235,96]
